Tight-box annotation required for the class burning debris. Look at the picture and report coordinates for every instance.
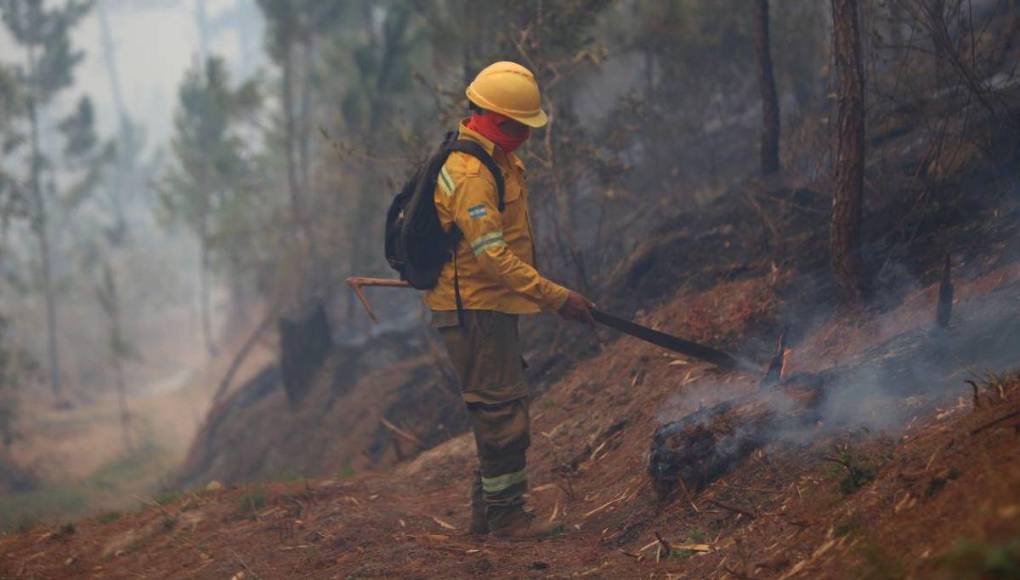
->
[649,279,1020,498]
[648,379,820,497]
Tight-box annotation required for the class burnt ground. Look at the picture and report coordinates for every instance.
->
[2,73,1018,580]
[164,78,1020,491]
[2,261,1019,579]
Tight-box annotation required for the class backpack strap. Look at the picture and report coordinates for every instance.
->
[441,137,507,328]
[448,140,506,211]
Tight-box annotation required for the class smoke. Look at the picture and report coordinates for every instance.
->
[654,273,1020,473]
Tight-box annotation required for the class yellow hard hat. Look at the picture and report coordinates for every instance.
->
[466,61,548,128]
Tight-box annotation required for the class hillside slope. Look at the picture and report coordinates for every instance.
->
[169,73,1020,490]
[4,57,1018,578]
[2,261,1019,579]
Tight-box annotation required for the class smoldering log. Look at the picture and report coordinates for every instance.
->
[650,376,822,495]
[650,281,1020,496]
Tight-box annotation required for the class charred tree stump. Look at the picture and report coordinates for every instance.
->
[758,325,789,390]
[279,300,333,405]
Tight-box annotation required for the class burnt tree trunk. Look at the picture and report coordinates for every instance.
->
[279,301,333,405]
[754,0,781,176]
[830,0,867,303]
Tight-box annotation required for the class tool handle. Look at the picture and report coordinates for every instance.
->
[346,277,411,288]
[591,309,762,373]
[345,277,412,324]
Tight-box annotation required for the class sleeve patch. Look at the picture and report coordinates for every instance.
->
[468,204,487,219]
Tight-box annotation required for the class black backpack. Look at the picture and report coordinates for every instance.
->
[384,131,505,298]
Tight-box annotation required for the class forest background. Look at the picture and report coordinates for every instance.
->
[0,0,1016,526]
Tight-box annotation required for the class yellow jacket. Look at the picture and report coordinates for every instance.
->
[424,121,569,315]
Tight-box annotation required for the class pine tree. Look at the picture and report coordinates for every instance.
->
[159,57,259,356]
[0,314,22,448]
[0,63,25,227]
[256,0,348,287]
[95,261,134,451]
[754,0,781,176]
[1,0,101,400]
[830,0,867,303]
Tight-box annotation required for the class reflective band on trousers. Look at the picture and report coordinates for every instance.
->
[470,231,506,255]
[481,468,527,494]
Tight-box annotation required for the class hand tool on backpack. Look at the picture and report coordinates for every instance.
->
[345,276,763,373]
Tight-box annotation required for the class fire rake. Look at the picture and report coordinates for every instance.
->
[346,276,764,374]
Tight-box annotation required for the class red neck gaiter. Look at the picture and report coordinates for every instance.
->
[467,112,530,154]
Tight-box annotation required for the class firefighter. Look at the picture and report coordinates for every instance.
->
[426,61,594,539]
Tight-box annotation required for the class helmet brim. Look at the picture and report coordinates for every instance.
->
[509,108,548,129]
[466,88,549,129]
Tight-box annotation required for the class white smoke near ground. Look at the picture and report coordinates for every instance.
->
[655,273,1020,463]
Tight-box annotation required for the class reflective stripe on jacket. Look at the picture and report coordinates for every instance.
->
[424,120,569,314]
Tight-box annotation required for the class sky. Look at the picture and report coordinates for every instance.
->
[2,0,264,150]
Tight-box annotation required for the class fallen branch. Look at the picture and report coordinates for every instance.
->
[431,516,457,531]
[583,490,629,519]
[381,418,423,448]
[717,483,784,494]
[707,499,757,520]
[672,543,713,552]
[229,548,262,580]
[971,409,1020,435]
[640,535,712,557]
[966,380,981,409]
[214,302,282,404]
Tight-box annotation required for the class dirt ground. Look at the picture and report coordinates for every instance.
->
[0,309,276,530]
[1,264,1018,579]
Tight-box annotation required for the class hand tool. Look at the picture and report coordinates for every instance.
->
[346,276,762,373]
